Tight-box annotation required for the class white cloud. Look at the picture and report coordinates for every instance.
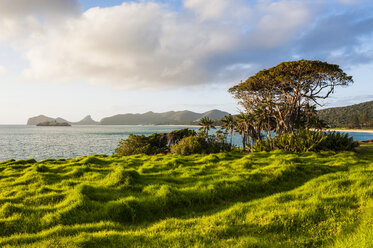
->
[1,0,370,90]
[184,0,250,21]
[0,0,80,17]
[184,0,252,24]
[22,1,246,88]
[19,0,319,89]
[184,0,229,20]
[0,0,80,42]
[0,65,7,76]
[248,0,317,49]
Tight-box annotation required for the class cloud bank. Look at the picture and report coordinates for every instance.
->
[0,0,372,89]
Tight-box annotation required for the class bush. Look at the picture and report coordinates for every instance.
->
[318,131,358,151]
[170,136,207,155]
[116,129,232,156]
[170,134,232,155]
[114,133,169,156]
[252,138,275,152]
[253,129,357,152]
[206,134,232,153]
[115,129,197,156]
[115,134,154,156]
[167,129,197,145]
[275,129,327,152]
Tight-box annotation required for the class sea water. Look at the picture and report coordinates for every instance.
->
[0,125,372,161]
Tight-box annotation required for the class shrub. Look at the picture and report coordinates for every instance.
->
[205,134,232,153]
[115,134,152,156]
[115,129,196,156]
[254,129,326,152]
[253,129,358,152]
[252,138,276,152]
[114,133,169,156]
[318,131,358,151]
[170,136,207,155]
[167,129,197,145]
[115,128,232,156]
[275,129,327,152]
[170,134,232,155]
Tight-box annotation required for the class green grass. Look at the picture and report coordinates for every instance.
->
[0,146,372,247]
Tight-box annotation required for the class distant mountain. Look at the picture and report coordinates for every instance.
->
[55,117,69,123]
[27,115,99,126]
[27,115,57,125]
[318,100,373,128]
[27,110,230,126]
[200,109,229,121]
[99,110,230,125]
[72,115,99,125]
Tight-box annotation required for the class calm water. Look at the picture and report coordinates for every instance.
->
[1,125,372,161]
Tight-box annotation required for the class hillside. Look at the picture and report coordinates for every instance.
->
[73,115,99,125]
[318,100,373,128]
[99,109,229,125]
[27,110,229,126]
[0,146,372,247]
[27,115,58,125]
[27,115,98,125]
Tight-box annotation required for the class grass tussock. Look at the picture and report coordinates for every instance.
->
[0,145,372,247]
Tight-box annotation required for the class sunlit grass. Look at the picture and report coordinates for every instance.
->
[0,145,372,247]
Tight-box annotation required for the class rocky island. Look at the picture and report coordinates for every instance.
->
[36,121,71,126]
[28,115,98,125]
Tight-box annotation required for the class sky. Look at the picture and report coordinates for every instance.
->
[0,0,372,124]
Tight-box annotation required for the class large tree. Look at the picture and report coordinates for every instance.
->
[229,60,353,134]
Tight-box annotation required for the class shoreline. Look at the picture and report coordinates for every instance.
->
[324,129,373,133]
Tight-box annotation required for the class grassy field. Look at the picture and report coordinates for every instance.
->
[0,145,372,247]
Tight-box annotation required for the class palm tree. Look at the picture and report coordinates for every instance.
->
[235,113,250,149]
[235,121,247,149]
[236,112,258,151]
[199,117,215,136]
[222,115,236,145]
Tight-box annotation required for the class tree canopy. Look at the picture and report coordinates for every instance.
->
[229,60,353,134]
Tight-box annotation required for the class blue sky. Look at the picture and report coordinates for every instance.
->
[0,0,372,124]
[80,0,134,10]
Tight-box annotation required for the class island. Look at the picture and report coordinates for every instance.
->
[27,115,98,125]
[36,121,71,126]
[26,110,229,126]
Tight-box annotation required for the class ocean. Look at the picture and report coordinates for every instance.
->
[1,125,372,161]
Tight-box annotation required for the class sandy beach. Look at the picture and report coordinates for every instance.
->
[325,129,373,133]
